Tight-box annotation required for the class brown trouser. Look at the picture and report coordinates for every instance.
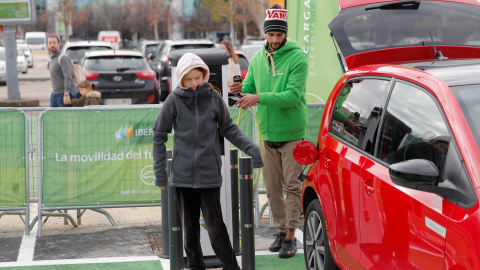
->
[262,139,303,232]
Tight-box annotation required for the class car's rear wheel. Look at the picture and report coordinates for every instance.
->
[304,199,337,270]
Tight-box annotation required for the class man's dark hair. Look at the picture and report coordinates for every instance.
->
[47,35,60,43]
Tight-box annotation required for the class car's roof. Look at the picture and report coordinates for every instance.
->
[405,60,480,87]
[64,41,114,48]
[163,39,214,46]
[84,49,144,58]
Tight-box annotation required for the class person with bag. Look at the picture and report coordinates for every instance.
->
[219,40,242,85]
[47,35,78,107]
[229,3,308,259]
[63,80,101,107]
[152,52,263,270]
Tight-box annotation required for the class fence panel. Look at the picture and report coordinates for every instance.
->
[0,109,27,208]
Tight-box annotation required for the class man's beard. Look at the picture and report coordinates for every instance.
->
[50,47,58,54]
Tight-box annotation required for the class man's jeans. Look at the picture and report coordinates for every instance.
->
[50,88,78,107]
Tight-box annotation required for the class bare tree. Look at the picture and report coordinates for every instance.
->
[58,0,79,41]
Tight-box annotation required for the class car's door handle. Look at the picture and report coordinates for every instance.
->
[363,180,374,196]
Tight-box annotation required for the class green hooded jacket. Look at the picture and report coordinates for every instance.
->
[242,39,308,142]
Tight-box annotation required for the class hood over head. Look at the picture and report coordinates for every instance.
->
[176,53,210,88]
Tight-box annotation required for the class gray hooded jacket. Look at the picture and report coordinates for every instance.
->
[152,53,263,188]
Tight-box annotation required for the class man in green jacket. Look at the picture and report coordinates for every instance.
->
[229,3,308,259]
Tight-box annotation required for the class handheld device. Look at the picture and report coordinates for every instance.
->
[233,75,242,83]
[228,76,243,106]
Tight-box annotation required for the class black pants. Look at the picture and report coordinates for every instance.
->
[176,187,239,270]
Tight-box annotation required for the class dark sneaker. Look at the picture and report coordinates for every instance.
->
[279,238,297,258]
[269,233,286,252]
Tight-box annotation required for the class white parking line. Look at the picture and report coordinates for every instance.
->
[16,222,38,262]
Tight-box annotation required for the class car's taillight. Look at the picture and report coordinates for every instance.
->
[85,72,99,80]
[136,70,156,81]
[147,95,155,103]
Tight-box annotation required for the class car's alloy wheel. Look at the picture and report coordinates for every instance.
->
[304,199,337,270]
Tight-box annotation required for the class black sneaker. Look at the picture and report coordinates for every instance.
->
[279,238,297,258]
[269,232,286,252]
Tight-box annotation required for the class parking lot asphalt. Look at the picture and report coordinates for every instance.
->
[0,204,305,269]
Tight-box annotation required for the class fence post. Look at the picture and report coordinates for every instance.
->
[230,148,240,254]
[160,149,172,258]
[168,158,183,270]
[239,157,255,270]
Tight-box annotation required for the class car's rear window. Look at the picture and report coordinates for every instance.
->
[66,46,113,59]
[145,44,160,55]
[84,56,148,72]
[170,44,214,51]
[330,1,480,57]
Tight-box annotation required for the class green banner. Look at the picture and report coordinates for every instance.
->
[0,1,29,20]
[288,0,343,103]
[0,110,26,207]
[42,109,164,207]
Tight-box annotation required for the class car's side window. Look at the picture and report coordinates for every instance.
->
[330,78,390,154]
[380,81,450,173]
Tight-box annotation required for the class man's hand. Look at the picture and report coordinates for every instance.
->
[229,81,243,95]
[158,186,166,190]
[235,93,259,110]
[63,95,71,105]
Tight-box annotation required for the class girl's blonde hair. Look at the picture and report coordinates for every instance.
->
[220,40,240,64]
[77,80,97,91]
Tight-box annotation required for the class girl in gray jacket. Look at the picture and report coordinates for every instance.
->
[153,53,263,270]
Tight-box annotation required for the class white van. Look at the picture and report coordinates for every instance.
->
[97,31,121,50]
[25,32,47,50]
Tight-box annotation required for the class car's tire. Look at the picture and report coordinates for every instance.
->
[304,199,338,270]
[22,68,27,74]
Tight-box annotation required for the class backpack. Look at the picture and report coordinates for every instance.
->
[58,54,87,85]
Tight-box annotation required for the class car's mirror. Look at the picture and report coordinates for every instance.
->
[293,141,318,165]
[389,159,439,189]
[147,53,154,60]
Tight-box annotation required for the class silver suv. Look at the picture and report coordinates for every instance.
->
[61,40,114,64]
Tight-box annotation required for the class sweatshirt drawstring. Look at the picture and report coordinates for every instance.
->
[265,49,277,77]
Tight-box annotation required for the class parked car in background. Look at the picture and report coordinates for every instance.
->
[79,50,159,105]
[25,31,47,50]
[137,40,163,57]
[17,43,33,67]
[149,39,215,101]
[97,31,121,50]
[16,47,28,74]
[61,41,114,64]
[238,44,263,61]
[235,49,249,81]
[293,1,480,269]
[0,47,6,84]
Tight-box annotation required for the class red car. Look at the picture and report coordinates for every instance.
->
[294,0,480,269]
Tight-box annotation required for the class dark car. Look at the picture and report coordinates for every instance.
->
[79,50,159,105]
[149,39,215,101]
[61,41,114,64]
[292,0,480,269]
